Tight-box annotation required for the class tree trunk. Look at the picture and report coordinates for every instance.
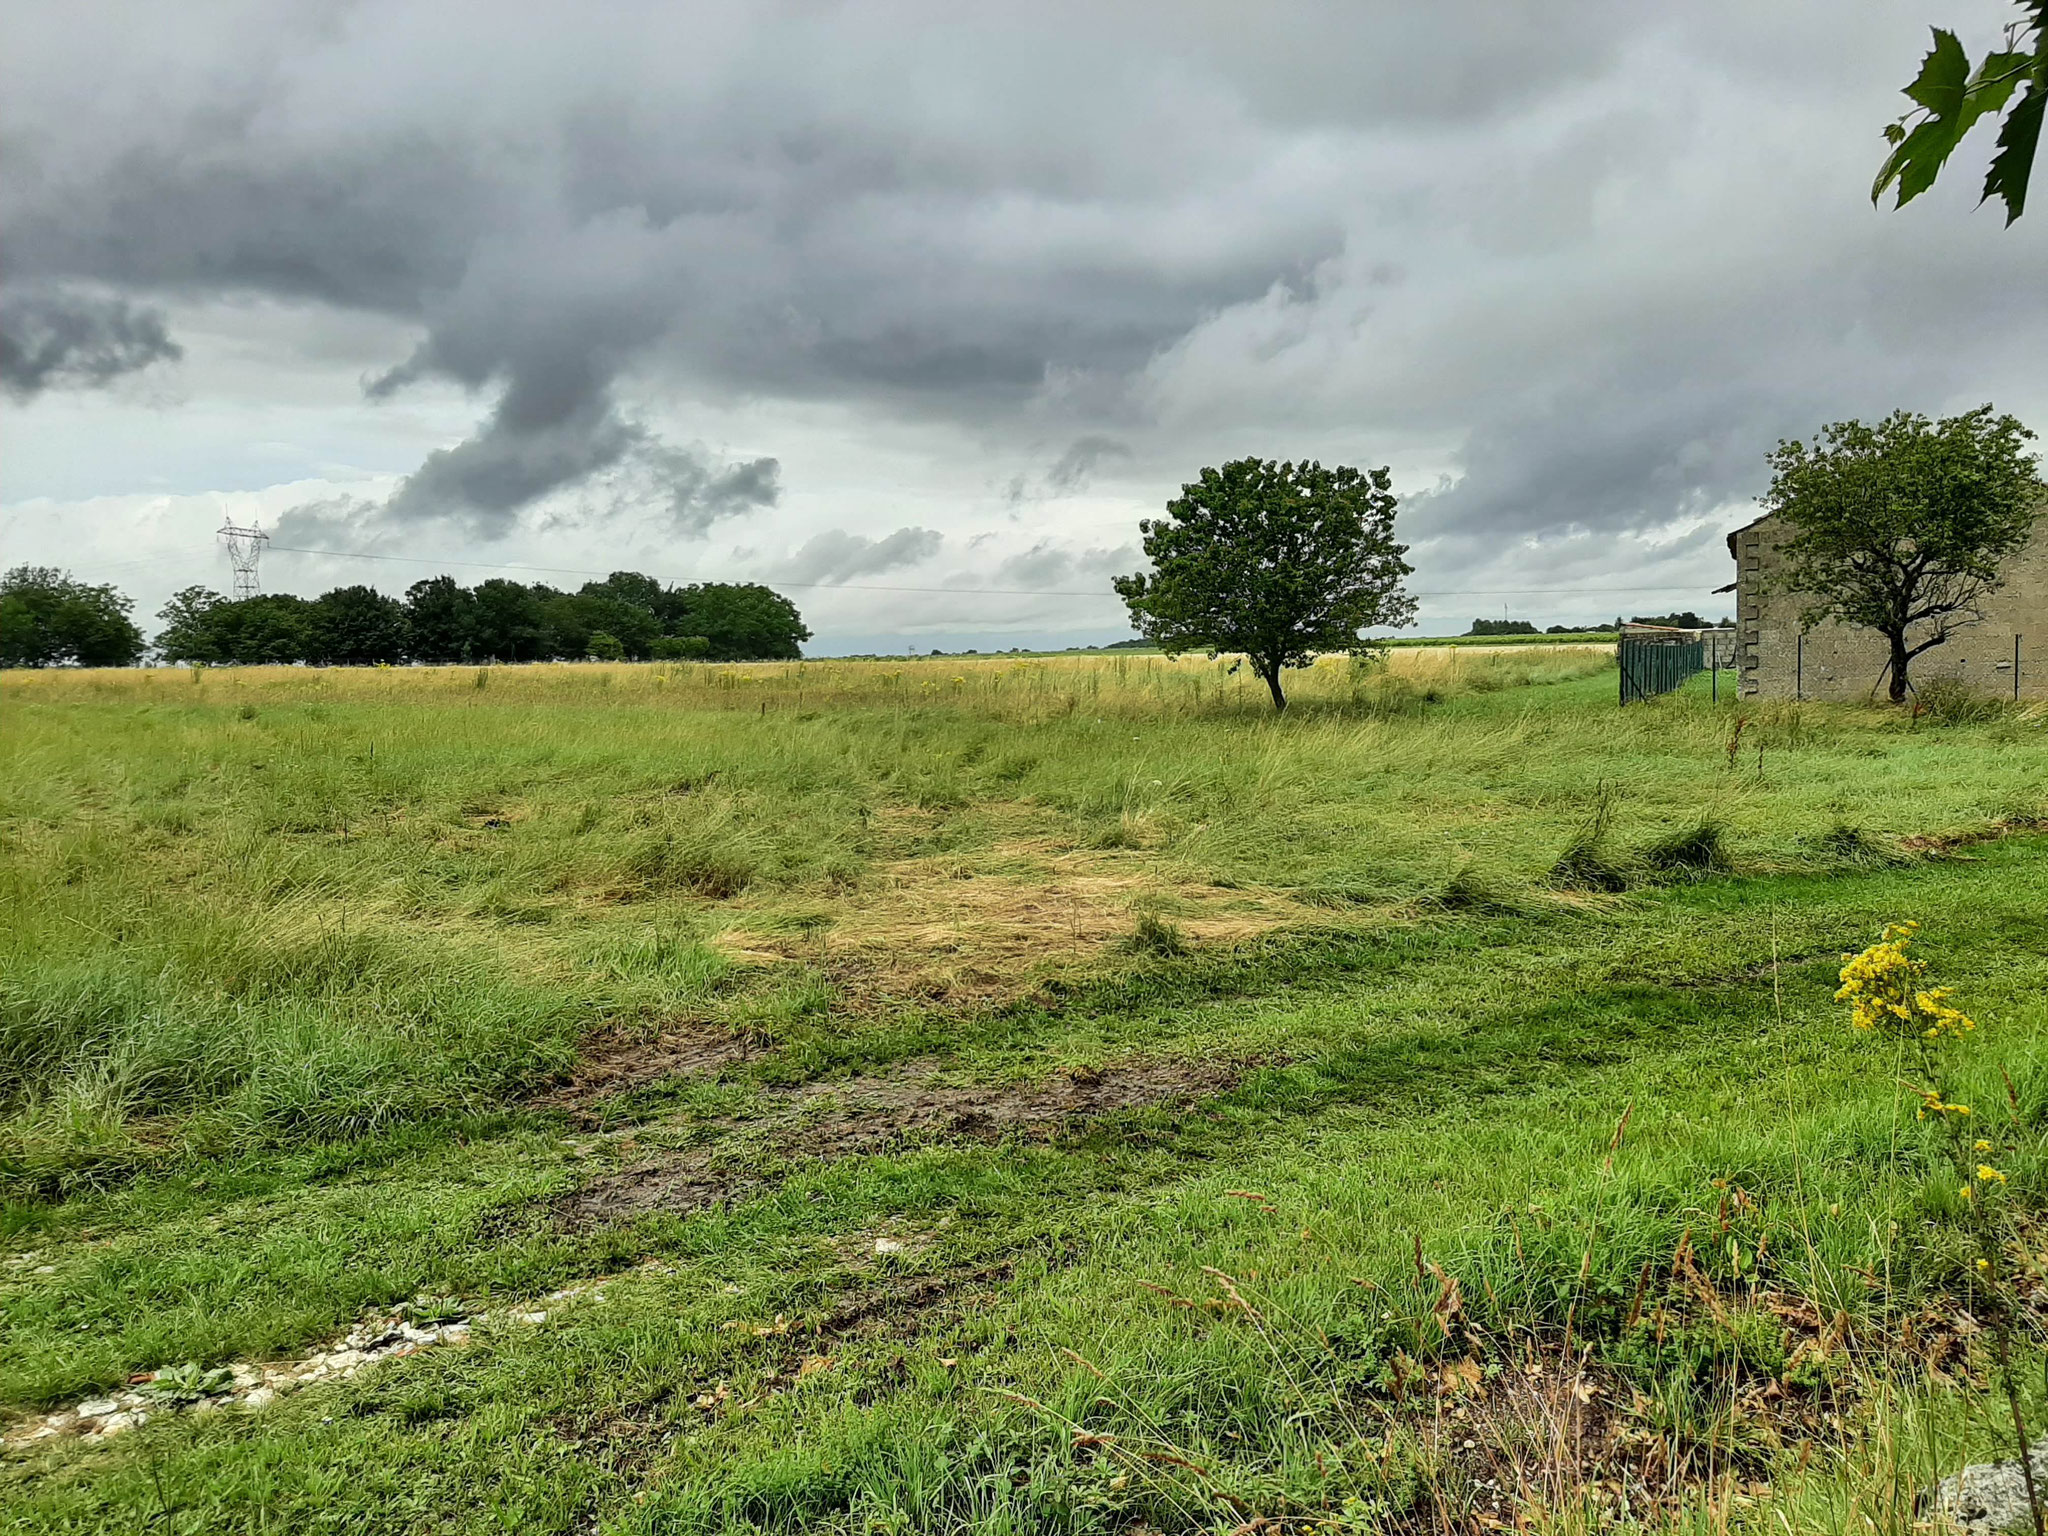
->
[1887,631,1910,704]
[1261,662,1287,712]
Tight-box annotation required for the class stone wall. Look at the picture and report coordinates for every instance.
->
[1733,512,2047,701]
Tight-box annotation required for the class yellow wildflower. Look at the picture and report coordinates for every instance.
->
[1978,1165,2008,1185]
[1841,926,1976,1040]
[1918,1090,1971,1120]
[1976,1140,1992,1153]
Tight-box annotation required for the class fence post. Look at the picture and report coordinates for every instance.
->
[2020,634,2024,702]
[1796,634,1803,701]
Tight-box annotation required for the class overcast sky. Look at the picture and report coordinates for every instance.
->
[4,0,2042,652]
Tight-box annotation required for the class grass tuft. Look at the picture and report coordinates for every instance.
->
[1124,912,1189,957]
[1808,821,1905,867]
[1429,862,1527,915]
[1912,677,2010,727]
[1639,817,1731,876]
[1548,784,1630,893]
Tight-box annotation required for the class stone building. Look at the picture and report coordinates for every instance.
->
[1726,512,2047,701]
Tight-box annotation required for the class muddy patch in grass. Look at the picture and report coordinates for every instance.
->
[538,1023,764,1120]
[814,1258,1019,1342]
[555,1056,1245,1229]
[1898,814,2048,855]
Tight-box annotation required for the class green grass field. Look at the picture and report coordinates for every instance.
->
[3,648,2047,1533]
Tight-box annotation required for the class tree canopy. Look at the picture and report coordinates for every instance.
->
[1875,1,2044,223]
[0,566,147,668]
[1114,458,1416,711]
[1761,406,2043,702]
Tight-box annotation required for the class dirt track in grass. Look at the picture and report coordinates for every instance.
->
[555,1056,1247,1229]
[538,1023,765,1120]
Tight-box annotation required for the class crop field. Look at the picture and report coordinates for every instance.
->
[4,646,2048,1533]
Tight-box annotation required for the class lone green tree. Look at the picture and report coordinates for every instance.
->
[1760,407,2043,703]
[1874,1,2043,223]
[1114,458,1416,711]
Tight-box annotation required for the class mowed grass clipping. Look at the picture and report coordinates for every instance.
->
[3,650,2048,1533]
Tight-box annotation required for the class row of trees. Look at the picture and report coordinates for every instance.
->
[155,573,810,666]
[1466,613,1729,636]
[0,568,810,668]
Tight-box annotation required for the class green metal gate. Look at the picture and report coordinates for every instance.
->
[1619,631,1704,705]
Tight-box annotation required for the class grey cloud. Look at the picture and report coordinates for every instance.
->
[268,495,384,554]
[1006,436,1136,504]
[988,542,1139,592]
[0,287,181,398]
[5,0,2046,604]
[280,431,776,546]
[773,526,944,585]
[642,445,782,535]
[387,394,641,526]
[0,1,1382,520]
[1045,436,1134,494]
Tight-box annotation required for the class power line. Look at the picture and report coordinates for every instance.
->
[265,542,1716,601]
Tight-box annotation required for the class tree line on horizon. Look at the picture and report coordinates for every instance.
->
[1464,612,1731,637]
[0,567,811,668]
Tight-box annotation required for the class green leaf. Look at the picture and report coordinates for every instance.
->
[1984,74,2044,221]
[1960,49,2033,130]
[1874,29,2041,212]
[1875,117,1959,205]
[1874,30,1971,205]
[1904,27,1972,118]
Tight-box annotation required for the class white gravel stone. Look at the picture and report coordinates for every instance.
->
[4,1301,499,1451]
[1925,1438,2048,1534]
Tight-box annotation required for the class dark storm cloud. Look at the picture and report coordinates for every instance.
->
[0,287,181,398]
[772,526,943,584]
[3,0,2042,573]
[0,1,1603,524]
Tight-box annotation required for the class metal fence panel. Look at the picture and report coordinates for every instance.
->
[1619,635,1704,705]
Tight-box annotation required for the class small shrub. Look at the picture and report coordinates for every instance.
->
[1640,818,1730,876]
[237,703,257,721]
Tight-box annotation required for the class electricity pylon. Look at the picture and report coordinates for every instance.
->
[218,520,269,599]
